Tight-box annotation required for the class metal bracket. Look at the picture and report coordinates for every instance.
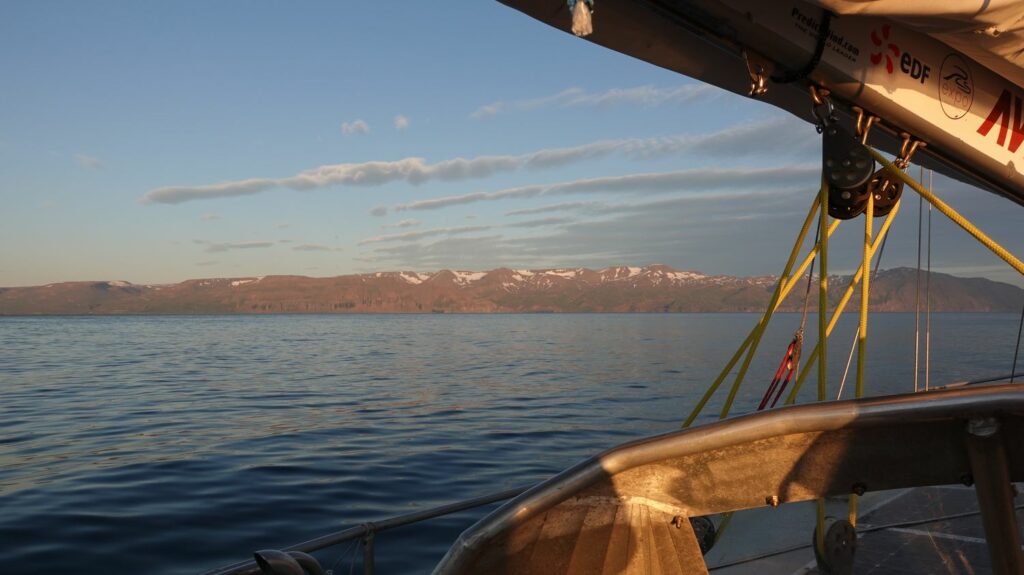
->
[744,51,771,97]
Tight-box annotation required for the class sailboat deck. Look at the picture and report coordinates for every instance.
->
[711,484,1024,574]
[465,497,708,574]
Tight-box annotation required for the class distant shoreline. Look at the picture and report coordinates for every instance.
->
[2,265,1021,315]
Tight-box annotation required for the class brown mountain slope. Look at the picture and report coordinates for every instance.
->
[0,266,1020,315]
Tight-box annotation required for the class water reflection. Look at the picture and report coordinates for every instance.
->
[0,313,1019,573]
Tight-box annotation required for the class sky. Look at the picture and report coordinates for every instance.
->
[2,1,1022,287]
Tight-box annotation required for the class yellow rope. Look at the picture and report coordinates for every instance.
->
[681,217,841,427]
[717,218,841,420]
[818,177,829,402]
[868,148,1024,277]
[682,197,844,426]
[681,196,819,427]
[857,191,873,399]
[847,186,874,528]
[815,178,830,553]
[784,200,900,405]
[717,216,841,418]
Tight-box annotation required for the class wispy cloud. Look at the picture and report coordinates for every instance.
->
[506,201,600,216]
[383,218,421,229]
[394,115,410,130]
[341,119,370,135]
[358,225,492,245]
[393,164,817,212]
[200,213,221,221]
[471,84,716,118]
[142,117,812,205]
[506,216,574,228]
[364,234,511,270]
[292,243,338,252]
[196,240,275,253]
[362,188,812,272]
[74,153,103,170]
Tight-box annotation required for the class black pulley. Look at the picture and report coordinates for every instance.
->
[821,122,875,220]
[866,169,904,217]
[812,517,857,575]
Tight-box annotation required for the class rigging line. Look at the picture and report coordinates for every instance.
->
[763,219,823,411]
[866,148,1024,275]
[765,217,822,409]
[855,183,874,400]
[1013,303,1024,384]
[800,219,820,333]
[837,232,890,400]
[682,198,826,428]
[925,169,933,391]
[915,166,923,393]
[818,177,829,403]
[784,202,901,405]
[719,202,836,420]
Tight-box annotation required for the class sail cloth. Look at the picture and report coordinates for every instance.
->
[807,0,1024,89]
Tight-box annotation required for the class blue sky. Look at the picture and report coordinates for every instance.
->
[2,1,1022,287]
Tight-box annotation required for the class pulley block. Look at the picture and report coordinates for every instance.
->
[866,169,904,217]
[812,517,857,575]
[821,123,875,220]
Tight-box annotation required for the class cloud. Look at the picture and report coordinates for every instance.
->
[362,186,813,272]
[383,218,421,229]
[292,243,337,252]
[142,117,812,205]
[197,240,275,253]
[506,201,600,216]
[506,216,574,228]
[365,234,512,270]
[74,153,103,170]
[195,261,219,267]
[471,84,717,118]
[274,222,290,229]
[200,213,221,221]
[393,164,817,212]
[341,119,370,135]
[370,206,388,217]
[394,115,410,130]
[358,225,492,245]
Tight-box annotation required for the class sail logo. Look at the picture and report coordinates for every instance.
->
[869,25,899,73]
[978,89,1024,152]
[939,54,973,120]
[870,25,930,83]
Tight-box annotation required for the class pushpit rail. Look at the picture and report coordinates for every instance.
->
[203,485,530,575]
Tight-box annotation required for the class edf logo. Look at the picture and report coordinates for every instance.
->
[870,25,930,83]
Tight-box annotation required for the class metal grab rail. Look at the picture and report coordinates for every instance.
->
[203,485,531,575]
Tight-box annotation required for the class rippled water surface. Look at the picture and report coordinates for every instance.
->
[1,313,1019,574]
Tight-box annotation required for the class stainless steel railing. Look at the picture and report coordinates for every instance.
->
[203,485,531,575]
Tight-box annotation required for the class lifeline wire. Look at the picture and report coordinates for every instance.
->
[925,170,932,391]
[921,163,929,390]
[837,232,889,400]
[1013,302,1023,384]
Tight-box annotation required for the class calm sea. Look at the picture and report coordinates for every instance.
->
[1,313,1019,574]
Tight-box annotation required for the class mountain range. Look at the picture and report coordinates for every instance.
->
[1,265,1021,315]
